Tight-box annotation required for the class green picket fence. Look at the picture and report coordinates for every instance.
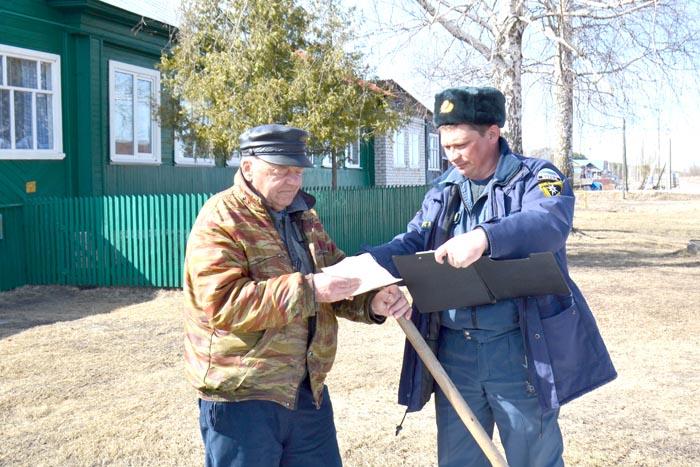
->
[18,186,428,289]
[0,204,27,291]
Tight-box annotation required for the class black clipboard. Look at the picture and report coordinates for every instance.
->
[392,251,570,313]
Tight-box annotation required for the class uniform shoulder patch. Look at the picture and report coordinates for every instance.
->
[536,167,564,197]
[536,168,562,182]
[538,180,564,197]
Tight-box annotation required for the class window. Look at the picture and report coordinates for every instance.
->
[109,60,160,164]
[320,152,332,168]
[174,103,214,167]
[428,133,441,171]
[174,131,215,167]
[408,131,420,168]
[0,44,63,160]
[344,139,361,169]
[317,138,361,169]
[392,129,405,167]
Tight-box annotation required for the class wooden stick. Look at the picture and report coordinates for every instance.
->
[397,317,509,467]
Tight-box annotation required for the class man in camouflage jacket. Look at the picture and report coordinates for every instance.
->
[184,124,410,467]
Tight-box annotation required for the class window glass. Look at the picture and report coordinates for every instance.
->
[40,62,52,91]
[114,71,134,155]
[36,93,53,150]
[14,90,33,149]
[136,78,152,154]
[345,139,361,168]
[0,90,9,149]
[393,130,405,167]
[429,134,440,170]
[8,57,37,89]
[409,132,420,167]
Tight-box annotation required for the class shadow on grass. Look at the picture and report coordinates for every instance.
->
[569,248,700,269]
[0,286,161,340]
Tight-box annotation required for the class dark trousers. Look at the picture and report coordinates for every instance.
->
[435,327,564,467]
[198,380,342,467]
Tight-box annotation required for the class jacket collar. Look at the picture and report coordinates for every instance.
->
[438,137,522,188]
[491,138,523,186]
[232,170,316,214]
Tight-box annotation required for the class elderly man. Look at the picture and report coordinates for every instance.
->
[366,87,616,466]
[184,124,410,467]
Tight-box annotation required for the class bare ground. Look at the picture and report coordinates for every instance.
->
[1,191,699,466]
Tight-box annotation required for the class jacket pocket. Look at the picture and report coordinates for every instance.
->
[205,328,269,392]
[540,304,594,387]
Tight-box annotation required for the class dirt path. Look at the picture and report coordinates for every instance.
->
[1,193,698,466]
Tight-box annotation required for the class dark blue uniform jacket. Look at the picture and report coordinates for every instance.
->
[366,139,617,412]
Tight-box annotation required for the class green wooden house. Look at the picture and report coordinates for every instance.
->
[0,0,379,291]
[0,0,376,209]
[0,0,440,292]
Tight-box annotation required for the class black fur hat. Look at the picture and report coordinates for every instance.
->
[433,87,506,128]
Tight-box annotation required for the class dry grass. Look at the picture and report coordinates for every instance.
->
[1,192,699,466]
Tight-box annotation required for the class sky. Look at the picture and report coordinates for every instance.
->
[159,0,699,171]
[344,0,700,172]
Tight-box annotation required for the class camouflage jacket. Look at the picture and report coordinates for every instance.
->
[184,171,382,409]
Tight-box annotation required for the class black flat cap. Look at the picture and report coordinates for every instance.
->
[433,87,506,128]
[239,124,313,168]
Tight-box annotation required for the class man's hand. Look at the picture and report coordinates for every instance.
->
[371,285,412,320]
[309,273,361,303]
[434,228,489,268]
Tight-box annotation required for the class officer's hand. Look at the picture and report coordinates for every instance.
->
[309,273,361,303]
[371,285,412,320]
[434,228,489,268]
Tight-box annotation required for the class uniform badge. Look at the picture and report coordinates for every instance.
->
[537,168,562,182]
[536,167,563,197]
[538,181,564,197]
[440,100,454,114]
[421,220,432,229]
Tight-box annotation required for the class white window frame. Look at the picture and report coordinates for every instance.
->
[344,138,361,169]
[0,44,64,160]
[392,129,405,168]
[428,133,441,171]
[320,152,332,168]
[174,138,215,167]
[319,143,361,169]
[408,131,420,168]
[109,60,161,165]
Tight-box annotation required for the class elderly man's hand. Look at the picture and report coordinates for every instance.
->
[371,285,412,320]
[434,228,489,268]
[309,273,361,303]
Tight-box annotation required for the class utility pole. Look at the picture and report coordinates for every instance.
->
[656,114,661,186]
[622,118,628,198]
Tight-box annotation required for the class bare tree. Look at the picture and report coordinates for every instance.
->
[397,0,699,175]
[539,0,699,177]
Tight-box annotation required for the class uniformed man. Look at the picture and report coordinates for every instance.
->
[184,124,411,467]
[366,87,616,466]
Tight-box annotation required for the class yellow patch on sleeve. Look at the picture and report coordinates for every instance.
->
[538,180,564,197]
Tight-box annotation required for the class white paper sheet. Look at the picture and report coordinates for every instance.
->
[321,253,401,296]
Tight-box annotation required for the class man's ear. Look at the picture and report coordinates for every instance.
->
[240,158,253,181]
[487,124,500,142]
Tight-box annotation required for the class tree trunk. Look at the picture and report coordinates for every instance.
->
[493,3,525,154]
[331,151,338,190]
[553,0,574,180]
